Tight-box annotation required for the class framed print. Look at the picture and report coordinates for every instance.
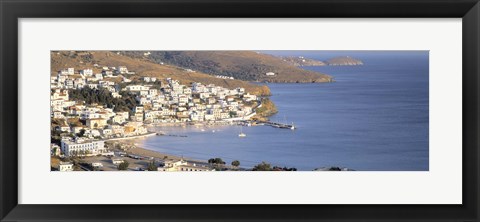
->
[1,0,479,221]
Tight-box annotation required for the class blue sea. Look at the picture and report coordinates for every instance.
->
[139,51,429,171]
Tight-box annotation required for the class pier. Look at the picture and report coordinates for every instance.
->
[155,132,188,137]
[234,120,296,130]
[257,121,296,130]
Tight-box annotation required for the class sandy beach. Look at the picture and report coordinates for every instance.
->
[109,138,205,163]
[127,146,182,161]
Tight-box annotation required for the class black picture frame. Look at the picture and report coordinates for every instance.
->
[1,0,479,221]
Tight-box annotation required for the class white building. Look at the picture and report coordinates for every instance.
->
[91,162,104,168]
[61,140,106,157]
[59,162,73,171]
[117,66,128,74]
[80,69,93,76]
[112,158,125,165]
[158,159,214,172]
[102,70,114,77]
[266,72,275,76]
[126,85,150,92]
[95,73,103,80]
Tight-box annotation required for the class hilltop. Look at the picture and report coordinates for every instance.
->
[120,51,333,83]
[50,51,271,96]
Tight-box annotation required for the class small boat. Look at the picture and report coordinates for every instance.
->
[238,126,246,137]
[200,129,205,132]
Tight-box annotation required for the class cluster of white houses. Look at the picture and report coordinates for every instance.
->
[127,78,259,123]
[51,65,259,158]
[158,159,214,171]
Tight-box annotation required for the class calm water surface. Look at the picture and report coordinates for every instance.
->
[139,51,429,171]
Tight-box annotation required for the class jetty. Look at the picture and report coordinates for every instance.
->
[233,120,296,130]
[259,121,296,130]
[155,132,188,137]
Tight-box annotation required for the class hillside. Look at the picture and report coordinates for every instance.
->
[281,56,327,66]
[51,51,271,96]
[120,51,333,83]
[282,56,364,67]
[326,56,364,66]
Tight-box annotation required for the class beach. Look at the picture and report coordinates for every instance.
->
[110,138,204,163]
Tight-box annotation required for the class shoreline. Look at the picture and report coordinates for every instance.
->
[104,132,157,141]
[109,137,206,163]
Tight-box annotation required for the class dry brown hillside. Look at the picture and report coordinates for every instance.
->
[326,56,364,66]
[122,51,333,83]
[51,51,271,95]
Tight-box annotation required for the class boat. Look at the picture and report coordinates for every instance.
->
[238,126,247,137]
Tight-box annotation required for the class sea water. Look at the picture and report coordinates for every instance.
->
[139,51,429,171]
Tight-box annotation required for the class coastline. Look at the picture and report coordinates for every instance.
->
[104,132,157,141]
[110,137,206,163]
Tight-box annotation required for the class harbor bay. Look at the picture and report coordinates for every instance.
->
[139,51,429,171]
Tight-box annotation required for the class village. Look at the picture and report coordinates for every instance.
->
[50,64,262,172]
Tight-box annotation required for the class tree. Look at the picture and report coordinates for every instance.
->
[208,157,225,165]
[208,158,215,164]
[68,88,138,112]
[76,129,86,137]
[51,147,58,156]
[272,166,297,171]
[209,158,225,171]
[214,158,225,165]
[147,160,158,171]
[252,161,271,171]
[118,160,129,170]
[231,160,240,168]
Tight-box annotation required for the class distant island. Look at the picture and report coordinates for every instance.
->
[282,56,364,66]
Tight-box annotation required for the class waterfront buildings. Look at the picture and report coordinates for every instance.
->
[158,159,214,172]
[51,64,259,158]
[60,139,106,157]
